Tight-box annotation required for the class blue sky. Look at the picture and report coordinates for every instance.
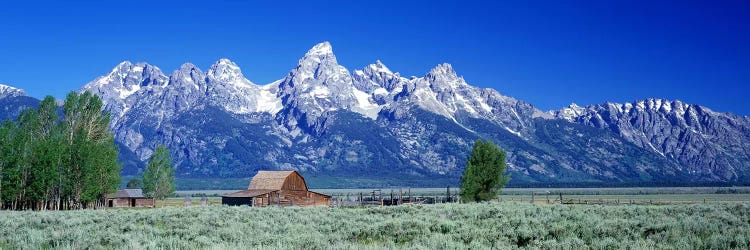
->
[1,0,748,114]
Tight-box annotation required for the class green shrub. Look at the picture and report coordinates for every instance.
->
[0,203,748,249]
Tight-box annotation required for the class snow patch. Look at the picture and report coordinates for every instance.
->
[257,87,282,114]
[373,87,389,96]
[310,86,330,98]
[352,88,381,119]
[118,84,140,99]
[504,126,522,137]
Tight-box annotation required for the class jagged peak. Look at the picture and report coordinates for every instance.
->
[207,58,248,83]
[305,41,333,57]
[107,61,163,75]
[0,83,26,97]
[178,62,201,71]
[367,60,393,75]
[424,63,466,90]
[568,103,584,109]
[214,58,239,67]
[116,60,133,68]
[297,42,337,66]
[428,63,457,78]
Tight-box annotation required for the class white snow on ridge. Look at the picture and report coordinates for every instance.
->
[352,88,381,119]
[373,87,388,96]
[118,84,141,99]
[257,84,282,114]
[478,98,493,113]
[310,86,330,98]
[0,83,26,98]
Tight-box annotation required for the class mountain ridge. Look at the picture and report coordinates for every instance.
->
[1,42,748,185]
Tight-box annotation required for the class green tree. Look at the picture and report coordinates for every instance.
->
[0,120,13,208]
[142,146,175,200]
[29,96,64,210]
[126,178,142,189]
[0,92,120,210]
[61,91,121,209]
[460,140,510,202]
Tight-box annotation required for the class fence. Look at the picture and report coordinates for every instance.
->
[329,187,460,207]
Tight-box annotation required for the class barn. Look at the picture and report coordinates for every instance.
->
[106,189,154,208]
[222,171,330,207]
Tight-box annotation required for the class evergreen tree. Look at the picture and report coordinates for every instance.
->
[142,146,175,200]
[460,140,510,202]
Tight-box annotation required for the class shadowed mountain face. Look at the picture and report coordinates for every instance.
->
[1,43,748,185]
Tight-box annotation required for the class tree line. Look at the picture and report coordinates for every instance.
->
[0,92,121,210]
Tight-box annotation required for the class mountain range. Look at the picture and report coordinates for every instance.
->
[1,42,748,186]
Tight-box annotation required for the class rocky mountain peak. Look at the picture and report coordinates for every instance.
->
[0,84,26,98]
[305,41,333,57]
[425,63,466,91]
[82,61,168,101]
[297,41,337,67]
[368,60,393,75]
[207,58,249,84]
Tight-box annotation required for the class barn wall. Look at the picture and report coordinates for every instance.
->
[109,198,129,207]
[281,172,308,191]
[252,191,279,207]
[135,199,154,207]
[107,198,154,207]
[279,190,330,206]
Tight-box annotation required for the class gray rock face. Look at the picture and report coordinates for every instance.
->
[551,99,750,181]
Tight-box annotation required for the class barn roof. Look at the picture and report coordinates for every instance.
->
[222,189,275,198]
[112,189,145,198]
[248,170,298,190]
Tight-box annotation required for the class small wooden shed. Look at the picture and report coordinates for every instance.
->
[106,189,155,208]
[222,170,330,207]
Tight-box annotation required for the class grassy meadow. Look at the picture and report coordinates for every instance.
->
[1,202,749,249]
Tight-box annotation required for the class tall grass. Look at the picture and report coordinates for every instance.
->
[0,203,748,249]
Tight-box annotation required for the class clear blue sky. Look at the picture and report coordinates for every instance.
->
[1,0,748,114]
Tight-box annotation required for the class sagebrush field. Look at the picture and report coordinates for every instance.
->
[1,202,749,249]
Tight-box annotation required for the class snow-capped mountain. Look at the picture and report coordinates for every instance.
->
[3,41,748,185]
[0,84,38,121]
[275,42,360,135]
[0,84,27,99]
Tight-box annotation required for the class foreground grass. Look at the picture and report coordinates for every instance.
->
[1,203,749,249]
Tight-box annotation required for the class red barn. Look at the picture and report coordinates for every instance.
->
[222,171,330,207]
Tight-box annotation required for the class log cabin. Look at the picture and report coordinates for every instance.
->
[106,189,155,208]
[222,170,330,207]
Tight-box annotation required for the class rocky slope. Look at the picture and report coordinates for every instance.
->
[551,99,750,181]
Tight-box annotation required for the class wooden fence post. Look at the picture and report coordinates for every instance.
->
[446,186,451,203]
[399,188,403,205]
